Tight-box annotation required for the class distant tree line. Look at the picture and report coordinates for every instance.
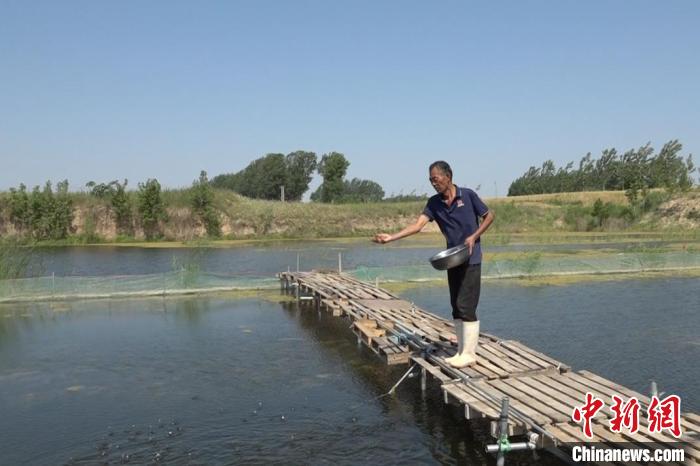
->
[5,170,222,241]
[211,151,385,203]
[508,140,696,202]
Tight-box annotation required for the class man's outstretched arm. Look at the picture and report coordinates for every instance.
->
[373,214,430,244]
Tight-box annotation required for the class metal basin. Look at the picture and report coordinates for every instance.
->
[429,244,470,270]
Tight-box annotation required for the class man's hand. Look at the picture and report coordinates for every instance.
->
[464,234,476,255]
[373,233,392,244]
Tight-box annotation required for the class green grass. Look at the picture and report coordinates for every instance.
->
[1,188,698,244]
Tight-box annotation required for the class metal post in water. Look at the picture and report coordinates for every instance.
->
[338,252,342,273]
[420,367,427,392]
[497,397,510,466]
[650,380,658,397]
[296,253,300,272]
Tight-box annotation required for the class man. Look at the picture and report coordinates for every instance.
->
[373,161,495,368]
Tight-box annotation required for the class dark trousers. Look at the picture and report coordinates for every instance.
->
[447,263,481,321]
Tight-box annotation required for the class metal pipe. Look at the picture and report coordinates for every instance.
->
[486,442,535,454]
[496,397,509,466]
[387,363,417,395]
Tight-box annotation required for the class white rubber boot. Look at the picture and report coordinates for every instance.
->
[448,320,479,368]
[444,320,463,365]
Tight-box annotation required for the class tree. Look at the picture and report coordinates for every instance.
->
[595,149,619,190]
[284,151,317,201]
[211,171,244,192]
[507,140,695,197]
[212,153,287,200]
[312,152,350,202]
[591,198,611,228]
[337,178,385,202]
[19,180,74,240]
[621,144,653,204]
[111,180,132,235]
[85,180,115,198]
[137,179,166,239]
[8,183,31,234]
[190,170,220,237]
[212,150,318,201]
[52,180,74,239]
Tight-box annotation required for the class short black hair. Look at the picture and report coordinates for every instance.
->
[429,160,453,179]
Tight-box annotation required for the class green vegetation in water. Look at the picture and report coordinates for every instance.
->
[0,239,34,279]
[171,248,205,288]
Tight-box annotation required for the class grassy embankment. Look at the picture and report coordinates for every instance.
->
[0,188,699,246]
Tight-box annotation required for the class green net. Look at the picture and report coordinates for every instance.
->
[1,251,698,303]
[0,271,278,303]
[350,251,700,282]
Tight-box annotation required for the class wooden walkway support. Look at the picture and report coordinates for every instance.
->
[279,270,700,465]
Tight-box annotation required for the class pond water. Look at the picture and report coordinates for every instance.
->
[0,275,697,465]
[25,238,693,278]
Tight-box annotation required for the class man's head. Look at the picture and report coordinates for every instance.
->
[429,161,453,196]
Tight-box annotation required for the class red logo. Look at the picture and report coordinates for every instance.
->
[609,395,640,434]
[572,392,605,438]
[648,395,682,438]
[572,393,683,438]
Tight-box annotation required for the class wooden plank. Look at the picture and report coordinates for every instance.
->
[499,340,570,371]
[498,377,574,422]
[459,380,552,426]
[477,342,527,373]
[433,346,501,380]
[514,374,586,413]
[488,378,570,424]
[577,370,652,404]
[442,383,504,420]
[411,356,453,384]
[480,342,540,371]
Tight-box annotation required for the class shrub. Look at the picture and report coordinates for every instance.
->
[190,171,221,237]
[137,179,166,239]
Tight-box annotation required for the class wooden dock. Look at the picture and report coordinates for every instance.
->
[279,270,700,465]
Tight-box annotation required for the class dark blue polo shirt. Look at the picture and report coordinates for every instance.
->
[422,186,490,264]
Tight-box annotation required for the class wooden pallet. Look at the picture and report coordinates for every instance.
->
[352,318,411,365]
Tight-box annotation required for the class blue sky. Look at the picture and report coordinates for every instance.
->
[1,1,698,198]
